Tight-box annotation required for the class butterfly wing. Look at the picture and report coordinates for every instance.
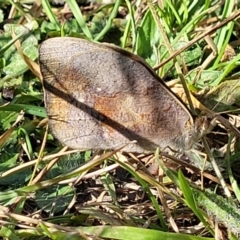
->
[39,37,196,152]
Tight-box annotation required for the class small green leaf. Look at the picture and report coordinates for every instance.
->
[135,9,161,66]
[36,185,74,214]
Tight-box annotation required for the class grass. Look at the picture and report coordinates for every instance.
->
[0,0,240,239]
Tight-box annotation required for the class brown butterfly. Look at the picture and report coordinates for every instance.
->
[39,37,210,153]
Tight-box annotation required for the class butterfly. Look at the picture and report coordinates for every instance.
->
[39,37,209,153]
